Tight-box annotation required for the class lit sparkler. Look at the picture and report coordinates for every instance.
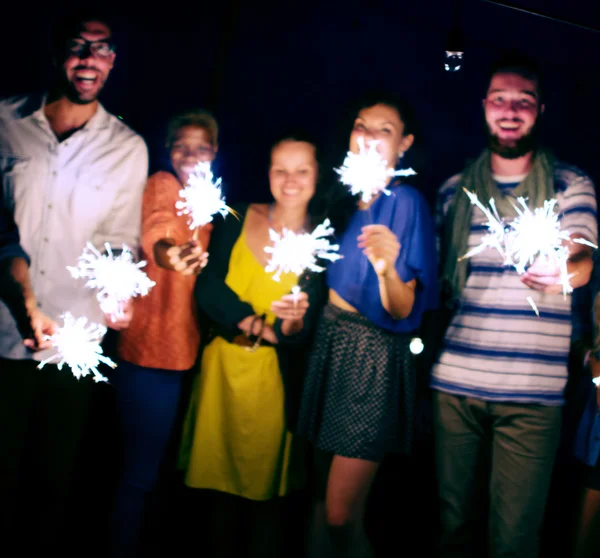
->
[175,161,235,230]
[335,137,416,204]
[459,189,598,312]
[37,313,116,382]
[503,197,575,296]
[264,219,342,282]
[526,296,540,317]
[458,188,509,263]
[291,285,301,308]
[68,242,155,319]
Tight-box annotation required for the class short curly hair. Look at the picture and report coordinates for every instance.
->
[165,109,219,148]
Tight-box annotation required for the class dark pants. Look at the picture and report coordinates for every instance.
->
[433,391,562,558]
[0,356,93,551]
[109,360,184,557]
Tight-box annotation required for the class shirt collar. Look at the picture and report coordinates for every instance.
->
[25,93,110,131]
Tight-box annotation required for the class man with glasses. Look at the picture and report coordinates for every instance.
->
[0,11,148,551]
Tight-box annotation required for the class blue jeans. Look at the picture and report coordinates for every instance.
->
[110,360,185,557]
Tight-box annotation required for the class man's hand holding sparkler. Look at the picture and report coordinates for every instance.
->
[154,238,209,276]
[2,256,58,349]
[23,307,57,350]
[521,236,593,294]
[271,291,309,336]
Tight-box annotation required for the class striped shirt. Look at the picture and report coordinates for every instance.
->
[431,162,597,405]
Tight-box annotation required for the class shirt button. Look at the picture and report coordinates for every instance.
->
[43,237,49,243]
[52,171,57,177]
[47,204,53,209]
[40,270,45,276]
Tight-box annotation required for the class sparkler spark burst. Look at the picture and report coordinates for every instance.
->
[458,189,508,263]
[506,198,571,274]
[264,219,342,281]
[175,161,233,229]
[460,189,598,301]
[37,313,116,382]
[68,242,155,317]
[335,137,416,204]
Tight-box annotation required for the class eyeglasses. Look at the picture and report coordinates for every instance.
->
[66,38,115,59]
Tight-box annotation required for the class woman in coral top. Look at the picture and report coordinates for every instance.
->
[112,109,217,557]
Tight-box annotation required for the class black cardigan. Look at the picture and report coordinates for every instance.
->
[194,203,327,429]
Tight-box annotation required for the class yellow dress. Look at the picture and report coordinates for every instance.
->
[180,229,301,500]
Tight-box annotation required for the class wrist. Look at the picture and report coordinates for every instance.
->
[378,265,394,280]
[281,318,303,336]
[23,292,38,314]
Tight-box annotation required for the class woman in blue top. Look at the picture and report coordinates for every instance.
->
[296,94,437,557]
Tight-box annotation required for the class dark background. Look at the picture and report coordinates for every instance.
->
[2,1,599,556]
[2,0,600,206]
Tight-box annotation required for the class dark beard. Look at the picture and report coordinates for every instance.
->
[56,73,101,105]
[486,122,539,160]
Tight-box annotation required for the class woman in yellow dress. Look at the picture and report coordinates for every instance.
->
[179,132,328,557]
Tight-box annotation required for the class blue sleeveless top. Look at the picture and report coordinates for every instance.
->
[327,184,438,333]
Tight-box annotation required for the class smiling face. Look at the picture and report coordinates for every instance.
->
[349,103,414,170]
[483,72,543,159]
[269,140,317,211]
[170,125,217,185]
[57,20,116,104]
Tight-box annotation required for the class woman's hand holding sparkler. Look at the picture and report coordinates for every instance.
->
[358,224,416,319]
[155,238,208,276]
[271,291,309,336]
[358,224,400,277]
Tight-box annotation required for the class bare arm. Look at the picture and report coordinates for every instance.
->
[377,270,417,319]
[358,224,417,319]
[1,257,56,348]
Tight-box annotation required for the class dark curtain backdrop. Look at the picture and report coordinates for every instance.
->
[2,1,599,208]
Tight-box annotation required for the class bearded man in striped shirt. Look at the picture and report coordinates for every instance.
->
[431,52,597,558]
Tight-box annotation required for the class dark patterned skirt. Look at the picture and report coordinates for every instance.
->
[296,303,416,462]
